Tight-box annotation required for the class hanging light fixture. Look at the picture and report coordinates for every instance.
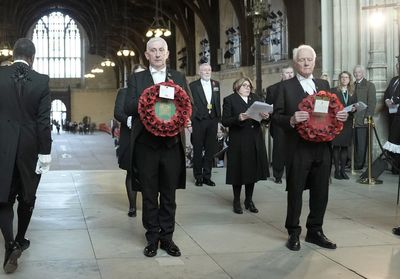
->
[146,0,172,38]
[101,58,116,67]
[84,73,95,78]
[117,0,136,57]
[91,66,104,74]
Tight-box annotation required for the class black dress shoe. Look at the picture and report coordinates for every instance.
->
[275,178,282,184]
[143,242,158,257]
[244,200,258,213]
[286,234,300,251]
[160,240,181,257]
[340,170,349,180]
[15,238,30,251]
[393,227,400,236]
[203,178,215,186]
[233,201,243,214]
[3,242,22,274]
[128,208,137,217]
[195,179,203,186]
[305,231,337,249]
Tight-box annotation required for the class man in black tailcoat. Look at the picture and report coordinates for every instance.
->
[189,63,221,186]
[274,44,348,251]
[124,37,193,258]
[266,66,294,184]
[0,38,51,273]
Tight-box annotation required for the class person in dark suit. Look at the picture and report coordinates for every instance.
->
[383,62,400,176]
[331,71,357,180]
[0,38,52,273]
[353,65,376,170]
[222,77,270,214]
[114,65,146,218]
[189,63,221,187]
[124,37,192,258]
[266,66,294,184]
[274,44,348,251]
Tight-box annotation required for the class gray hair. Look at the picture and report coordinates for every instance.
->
[199,63,211,70]
[292,45,316,61]
[353,64,366,74]
[146,37,168,51]
[281,65,293,73]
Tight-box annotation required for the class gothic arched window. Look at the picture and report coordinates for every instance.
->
[32,11,81,78]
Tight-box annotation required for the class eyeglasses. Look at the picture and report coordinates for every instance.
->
[241,83,251,89]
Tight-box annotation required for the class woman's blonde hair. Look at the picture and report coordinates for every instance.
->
[233,77,254,93]
[336,71,355,96]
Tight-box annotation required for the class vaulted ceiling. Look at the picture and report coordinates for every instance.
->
[0,0,305,75]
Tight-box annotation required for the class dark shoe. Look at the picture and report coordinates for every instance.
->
[203,178,216,186]
[244,200,258,213]
[143,242,158,257]
[286,234,300,251]
[305,231,337,249]
[393,227,400,236]
[3,242,22,274]
[160,240,181,257]
[334,170,342,180]
[15,238,30,251]
[233,201,243,214]
[128,208,137,217]
[195,179,203,186]
[275,178,282,184]
[340,170,349,180]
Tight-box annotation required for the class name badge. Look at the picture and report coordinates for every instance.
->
[313,97,329,114]
[159,85,175,100]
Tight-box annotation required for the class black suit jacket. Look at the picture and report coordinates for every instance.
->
[114,87,131,170]
[265,81,281,106]
[0,62,51,202]
[384,76,400,116]
[124,69,193,190]
[189,79,221,120]
[273,77,330,168]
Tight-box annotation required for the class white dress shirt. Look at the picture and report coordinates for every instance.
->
[200,79,212,104]
[150,66,167,84]
[297,74,316,95]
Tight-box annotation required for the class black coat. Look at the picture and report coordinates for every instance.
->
[124,69,192,191]
[114,88,131,170]
[0,62,51,203]
[331,88,357,146]
[221,92,269,185]
[384,76,400,146]
[189,79,221,120]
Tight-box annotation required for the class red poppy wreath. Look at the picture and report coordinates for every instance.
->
[138,80,192,137]
[296,90,344,142]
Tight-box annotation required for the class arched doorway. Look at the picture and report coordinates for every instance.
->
[51,99,67,132]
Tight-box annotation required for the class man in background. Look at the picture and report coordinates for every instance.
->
[266,66,294,184]
[189,63,221,187]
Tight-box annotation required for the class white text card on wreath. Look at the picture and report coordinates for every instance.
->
[313,97,329,114]
[159,85,175,100]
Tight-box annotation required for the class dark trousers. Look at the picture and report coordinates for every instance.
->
[354,127,368,169]
[134,142,183,244]
[192,118,218,180]
[285,142,331,235]
[271,126,285,179]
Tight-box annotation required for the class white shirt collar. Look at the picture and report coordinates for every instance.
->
[296,73,314,81]
[150,66,166,74]
[297,74,316,95]
[13,60,30,66]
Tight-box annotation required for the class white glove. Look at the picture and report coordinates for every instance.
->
[127,116,132,129]
[35,154,52,174]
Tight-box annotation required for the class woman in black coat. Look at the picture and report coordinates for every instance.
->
[221,77,270,214]
[331,71,357,179]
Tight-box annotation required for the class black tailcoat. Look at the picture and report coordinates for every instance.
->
[114,88,130,170]
[0,62,51,203]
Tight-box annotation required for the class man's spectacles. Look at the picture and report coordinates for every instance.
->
[241,84,251,89]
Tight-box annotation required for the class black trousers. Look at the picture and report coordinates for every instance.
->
[285,142,331,235]
[354,127,368,169]
[192,118,218,180]
[134,142,183,244]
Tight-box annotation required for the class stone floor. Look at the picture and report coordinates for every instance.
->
[1,131,400,278]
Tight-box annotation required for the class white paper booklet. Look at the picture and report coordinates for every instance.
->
[344,101,367,112]
[245,101,273,122]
